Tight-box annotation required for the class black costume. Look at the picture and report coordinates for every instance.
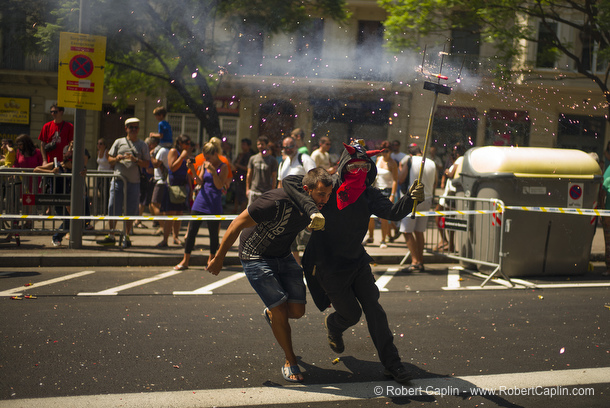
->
[283,142,418,372]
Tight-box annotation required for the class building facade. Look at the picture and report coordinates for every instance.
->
[1,0,607,162]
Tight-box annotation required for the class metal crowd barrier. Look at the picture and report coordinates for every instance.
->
[0,168,127,241]
[401,195,510,287]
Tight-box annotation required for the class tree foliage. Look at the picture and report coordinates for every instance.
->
[34,0,349,140]
[380,0,610,118]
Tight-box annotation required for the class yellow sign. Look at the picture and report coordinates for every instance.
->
[0,97,30,125]
[58,32,106,111]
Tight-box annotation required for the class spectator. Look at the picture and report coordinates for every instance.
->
[291,128,310,155]
[133,136,156,229]
[14,134,43,170]
[436,142,466,252]
[367,141,398,248]
[390,140,407,165]
[154,106,173,148]
[96,138,112,171]
[232,138,253,213]
[34,141,89,246]
[13,134,44,230]
[38,104,73,166]
[1,139,15,167]
[427,145,444,188]
[277,136,316,188]
[174,141,229,270]
[148,133,170,238]
[97,117,150,248]
[311,136,337,174]
[397,144,437,272]
[190,137,232,191]
[599,153,610,276]
[247,136,279,206]
[160,134,193,247]
[278,135,316,264]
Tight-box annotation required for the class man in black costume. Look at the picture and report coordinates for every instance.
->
[283,140,424,384]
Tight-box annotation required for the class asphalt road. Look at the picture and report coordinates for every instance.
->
[1,264,608,407]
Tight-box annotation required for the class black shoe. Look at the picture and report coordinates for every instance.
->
[325,315,344,354]
[383,364,412,384]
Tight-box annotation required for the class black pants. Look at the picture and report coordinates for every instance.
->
[319,262,402,370]
[184,210,220,255]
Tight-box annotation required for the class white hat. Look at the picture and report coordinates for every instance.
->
[125,117,140,126]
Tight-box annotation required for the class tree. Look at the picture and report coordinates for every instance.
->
[35,0,349,141]
[379,0,610,121]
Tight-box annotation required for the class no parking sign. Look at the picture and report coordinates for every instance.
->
[568,182,584,208]
[58,32,106,111]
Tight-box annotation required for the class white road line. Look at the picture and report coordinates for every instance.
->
[78,270,182,296]
[173,272,245,295]
[0,270,95,296]
[532,282,610,288]
[376,268,398,292]
[2,367,607,408]
[446,267,461,289]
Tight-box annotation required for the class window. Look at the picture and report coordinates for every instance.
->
[356,21,385,80]
[485,110,530,146]
[236,25,264,75]
[580,29,608,73]
[449,19,481,72]
[536,22,558,68]
[294,18,324,76]
[557,114,605,156]
[432,106,478,150]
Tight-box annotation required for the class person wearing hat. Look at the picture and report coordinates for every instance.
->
[97,117,150,247]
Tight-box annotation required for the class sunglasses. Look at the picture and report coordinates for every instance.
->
[50,111,59,114]
[345,162,371,174]
[127,126,139,130]
[282,144,296,149]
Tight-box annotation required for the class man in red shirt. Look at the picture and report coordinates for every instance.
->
[38,105,74,165]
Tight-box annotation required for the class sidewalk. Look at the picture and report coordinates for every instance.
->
[1,220,605,268]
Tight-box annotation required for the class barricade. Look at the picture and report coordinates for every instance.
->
[0,169,126,241]
[401,195,510,287]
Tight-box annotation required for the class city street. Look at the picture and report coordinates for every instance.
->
[1,264,608,407]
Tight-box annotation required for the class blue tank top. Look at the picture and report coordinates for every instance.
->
[191,164,223,214]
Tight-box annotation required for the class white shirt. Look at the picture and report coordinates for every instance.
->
[153,146,169,182]
[311,149,331,170]
[278,152,316,181]
[402,155,436,200]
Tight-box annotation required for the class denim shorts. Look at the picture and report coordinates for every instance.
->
[241,255,306,310]
[108,179,140,216]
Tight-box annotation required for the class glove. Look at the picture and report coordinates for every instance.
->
[308,213,325,230]
[408,182,425,202]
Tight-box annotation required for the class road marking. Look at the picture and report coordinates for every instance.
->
[78,270,182,296]
[446,267,461,289]
[376,268,398,292]
[2,367,607,407]
[0,270,95,296]
[173,272,246,295]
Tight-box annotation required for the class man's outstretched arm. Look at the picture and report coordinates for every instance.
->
[282,175,319,217]
[207,210,257,275]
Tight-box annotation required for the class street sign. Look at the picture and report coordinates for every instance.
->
[441,217,469,232]
[58,32,106,111]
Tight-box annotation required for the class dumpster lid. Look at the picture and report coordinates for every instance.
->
[463,146,602,178]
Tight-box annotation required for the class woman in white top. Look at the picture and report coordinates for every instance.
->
[366,141,398,248]
[96,138,112,171]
